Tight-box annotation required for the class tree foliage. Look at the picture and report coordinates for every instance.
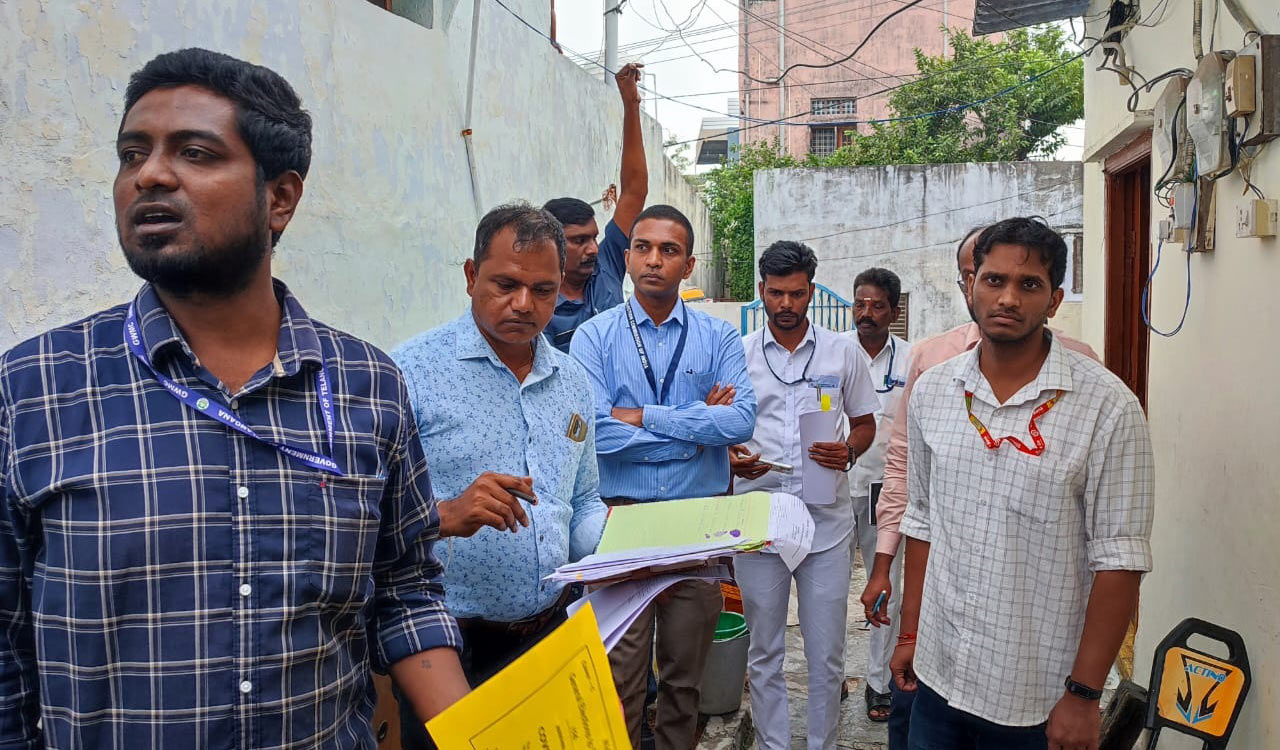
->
[820,26,1084,166]
[701,140,798,300]
[700,26,1084,298]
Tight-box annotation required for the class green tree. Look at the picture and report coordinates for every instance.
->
[701,139,797,300]
[821,26,1083,166]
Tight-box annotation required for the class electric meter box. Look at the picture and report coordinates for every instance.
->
[1153,77,1192,184]
[1187,52,1232,178]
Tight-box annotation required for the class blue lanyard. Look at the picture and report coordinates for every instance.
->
[124,303,345,475]
[625,300,689,406]
[875,338,901,394]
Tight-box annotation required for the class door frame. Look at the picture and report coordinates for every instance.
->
[1103,133,1152,410]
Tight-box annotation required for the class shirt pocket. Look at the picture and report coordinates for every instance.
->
[304,473,384,607]
[673,369,718,405]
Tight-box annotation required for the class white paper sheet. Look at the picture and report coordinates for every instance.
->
[567,565,733,652]
[765,492,816,570]
[799,409,839,506]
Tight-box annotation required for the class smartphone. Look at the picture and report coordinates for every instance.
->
[758,459,793,474]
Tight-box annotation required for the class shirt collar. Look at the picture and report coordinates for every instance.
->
[954,330,1074,407]
[863,332,901,364]
[762,319,817,354]
[454,311,558,382]
[627,294,686,329]
[132,279,323,377]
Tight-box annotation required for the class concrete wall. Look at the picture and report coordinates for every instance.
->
[1081,1,1280,744]
[753,161,1084,341]
[738,0,979,159]
[0,0,711,352]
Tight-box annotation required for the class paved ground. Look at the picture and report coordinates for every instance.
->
[697,554,890,750]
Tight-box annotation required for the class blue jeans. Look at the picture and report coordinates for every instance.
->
[888,680,914,750]
[908,682,1047,750]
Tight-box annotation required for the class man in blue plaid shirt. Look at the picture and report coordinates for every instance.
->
[0,49,469,749]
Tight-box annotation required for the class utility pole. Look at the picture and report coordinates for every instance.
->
[778,0,786,148]
[604,0,620,80]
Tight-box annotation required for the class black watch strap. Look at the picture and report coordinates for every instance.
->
[1064,675,1103,701]
[845,443,856,471]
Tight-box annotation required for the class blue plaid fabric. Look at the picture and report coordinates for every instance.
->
[0,281,461,750]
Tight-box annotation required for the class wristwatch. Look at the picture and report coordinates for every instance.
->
[844,442,857,471]
[1064,675,1103,701]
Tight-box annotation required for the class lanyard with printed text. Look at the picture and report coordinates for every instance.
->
[125,303,345,475]
[625,300,689,405]
[963,389,1064,457]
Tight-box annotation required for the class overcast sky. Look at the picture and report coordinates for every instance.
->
[553,1,1084,161]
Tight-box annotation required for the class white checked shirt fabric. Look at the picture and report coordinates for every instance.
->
[901,334,1154,726]
[737,323,880,553]
[845,333,913,501]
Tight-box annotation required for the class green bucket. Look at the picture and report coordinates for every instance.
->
[713,611,748,642]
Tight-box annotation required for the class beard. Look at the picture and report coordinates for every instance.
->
[120,199,271,299]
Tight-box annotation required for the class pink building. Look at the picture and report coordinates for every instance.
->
[738,0,978,159]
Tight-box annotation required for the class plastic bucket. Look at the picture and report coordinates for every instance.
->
[698,612,750,715]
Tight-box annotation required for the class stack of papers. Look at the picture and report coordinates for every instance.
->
[566,565,733,652]
[548,492,815,585]
[425,604,630,749]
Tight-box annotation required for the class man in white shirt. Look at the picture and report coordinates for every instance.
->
[842,267,913,723]
[892,218,1153,750]
[730,241,879,750]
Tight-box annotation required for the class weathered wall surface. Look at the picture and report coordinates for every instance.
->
[0,0,711,352]
[753,161,1084,340]
[1081,0,1280,744]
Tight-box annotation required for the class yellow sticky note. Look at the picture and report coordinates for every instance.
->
[426,603,629,750]
[821,393,832,411]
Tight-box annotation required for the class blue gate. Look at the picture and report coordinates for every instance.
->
[739,283,854,335]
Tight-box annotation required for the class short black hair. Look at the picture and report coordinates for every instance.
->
[973,217,1068,290]
[957,225,986,261]
[542,198,596,228]
[759,240,818,282]
[125,49,312,184]
[631,204,695,255]
[474,202,566,270]
[853,267,902,308]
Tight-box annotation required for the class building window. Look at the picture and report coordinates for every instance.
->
[809,126,853,156]
[811,97,857,116]
[891,292,910,340]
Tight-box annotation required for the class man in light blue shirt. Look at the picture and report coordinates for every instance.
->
[571,204,756,750]
[393,203,607,750]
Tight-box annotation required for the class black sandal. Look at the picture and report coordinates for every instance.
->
[865,684,891,723]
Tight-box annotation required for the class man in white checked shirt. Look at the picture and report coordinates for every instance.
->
[892,218,1154,750]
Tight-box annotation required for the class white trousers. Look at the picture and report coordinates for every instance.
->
[851,493,902,695]
[736,538,851,750]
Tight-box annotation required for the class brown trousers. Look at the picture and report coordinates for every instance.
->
[608,579,723,750]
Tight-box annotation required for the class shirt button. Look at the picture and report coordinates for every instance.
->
[237,486,250,500]
[239,584,252,597]
[239,680,252,694]
[229,398,239,410]
[660,486,667,492]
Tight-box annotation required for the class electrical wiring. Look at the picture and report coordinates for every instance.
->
[1141,237,1193,337]
[663,45,1091,146]
[1144,171,1197,337]
[493,0,1091,143]
[749,0,929,84]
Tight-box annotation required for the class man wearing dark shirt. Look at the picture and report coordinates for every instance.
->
[0,49,468,749]
[542,62,648,352]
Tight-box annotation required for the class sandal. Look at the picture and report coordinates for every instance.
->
[865,684,891,723]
